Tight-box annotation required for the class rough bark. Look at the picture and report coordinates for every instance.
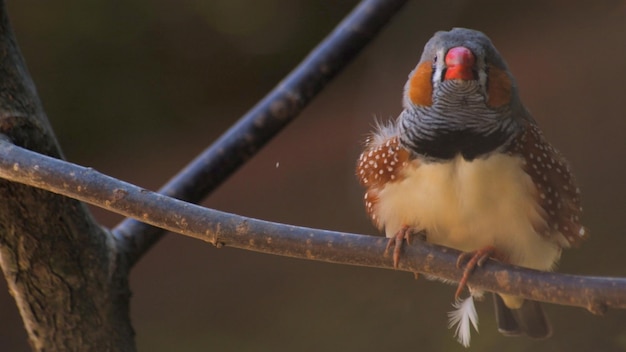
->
[0,2,135,351]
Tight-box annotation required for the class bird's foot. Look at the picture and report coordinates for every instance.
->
[385,226,424,268]
[454,245,496,299]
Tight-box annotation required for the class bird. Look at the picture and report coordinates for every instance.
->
[356,28,588,347]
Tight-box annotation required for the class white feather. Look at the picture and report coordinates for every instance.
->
[447,296,479,348]
[369,119,398,146]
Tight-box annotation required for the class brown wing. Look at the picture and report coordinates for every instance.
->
[356,134,411,228]
[507,121,588,247]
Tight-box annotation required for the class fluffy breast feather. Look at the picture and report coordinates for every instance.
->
[375,153,561,270]
[356,121,569,271]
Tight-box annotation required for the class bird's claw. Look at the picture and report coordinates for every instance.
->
[385,226,425,268]
[454,245,496,299]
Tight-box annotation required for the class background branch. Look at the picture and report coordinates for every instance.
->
[113,0,408,267]
[0,137,623,315]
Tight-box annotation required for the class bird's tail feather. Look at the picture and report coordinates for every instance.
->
[493,293,552,339]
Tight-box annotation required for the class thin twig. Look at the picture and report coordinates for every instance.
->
[112,0,408,267]
[0,138,623,315]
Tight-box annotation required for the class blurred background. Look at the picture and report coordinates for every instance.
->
[1,0,625,351]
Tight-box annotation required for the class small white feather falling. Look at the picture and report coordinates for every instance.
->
[447,296,479,347]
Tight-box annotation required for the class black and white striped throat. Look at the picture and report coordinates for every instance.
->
[399,81,518,161]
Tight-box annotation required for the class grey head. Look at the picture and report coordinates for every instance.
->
[399,28,526,161]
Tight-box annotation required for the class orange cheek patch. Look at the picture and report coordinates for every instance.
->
[407,62,433,107]
[487,65,512,108]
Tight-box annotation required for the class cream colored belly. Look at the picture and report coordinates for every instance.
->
[375,154,561,270]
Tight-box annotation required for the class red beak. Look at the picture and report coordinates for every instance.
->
[444,46,476,81]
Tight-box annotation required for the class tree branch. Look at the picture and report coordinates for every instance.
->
[112,0,408,267]
[0,137,623,315]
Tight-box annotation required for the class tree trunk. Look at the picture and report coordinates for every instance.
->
[0,3,135,351]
